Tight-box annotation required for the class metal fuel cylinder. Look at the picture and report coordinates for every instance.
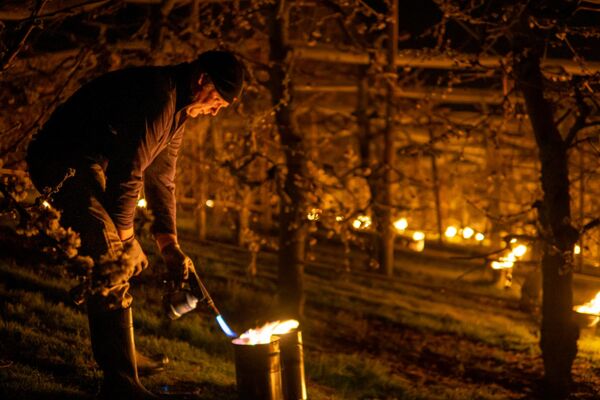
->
[279,330,307,400]
[233,338,284,400]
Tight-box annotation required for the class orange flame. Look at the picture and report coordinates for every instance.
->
[232,319,299,345]
[575,292,600,315]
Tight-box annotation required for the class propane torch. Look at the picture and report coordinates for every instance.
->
[164,268,237,338]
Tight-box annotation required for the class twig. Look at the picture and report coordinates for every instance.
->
[454,261,487,281]
[582,218,600,234]
[1,0,50,72]
[565,83,591,147]
[0,181,30,223]
[1,48,88,161]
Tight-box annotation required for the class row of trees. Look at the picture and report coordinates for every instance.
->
[1,1,599,398]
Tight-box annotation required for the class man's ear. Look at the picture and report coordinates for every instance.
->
[197,73,206,89]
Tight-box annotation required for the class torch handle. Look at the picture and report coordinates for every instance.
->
[189,269,221,316]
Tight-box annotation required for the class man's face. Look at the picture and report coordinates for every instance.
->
[186,76,229,118]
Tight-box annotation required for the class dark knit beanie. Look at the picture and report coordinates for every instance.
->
[193,51,244,103]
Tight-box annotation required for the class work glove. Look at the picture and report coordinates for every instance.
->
[123,236,149,276]
[161,243,194,287]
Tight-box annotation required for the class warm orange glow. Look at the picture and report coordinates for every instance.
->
[574,244,581,255]
[462,227,474,239]
[475,233,485,241]
[393,218,408,232]
[137,198,147,208]
[232,319,299,345]
[412,231,425,241]
[205,199,215,208]
[444,226,457,238]
[491,260,514,270]
[512,244,527,258]
[42,200,51,209]
[352,215,371,230]
[575,292,600,315]
[307,208,321,221]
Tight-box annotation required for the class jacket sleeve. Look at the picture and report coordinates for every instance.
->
[143,125,184,236]
[103,126,152,232]
[104,93,174,232]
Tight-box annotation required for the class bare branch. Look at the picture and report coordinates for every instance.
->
[1,0,50,72]
[565,83,591,147]
[582,218,600,234]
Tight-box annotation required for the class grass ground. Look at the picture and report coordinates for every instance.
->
[1,228,600,399]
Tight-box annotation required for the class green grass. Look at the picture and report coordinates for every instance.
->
[2,235,600,399]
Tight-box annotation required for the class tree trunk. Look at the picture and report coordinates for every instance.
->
[428,126,443,243]
[357,72,383,270]
[269,0,306,319]
[380,0,398,276]
[515,49,579,400]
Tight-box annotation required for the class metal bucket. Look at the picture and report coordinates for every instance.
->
[279,330,307,400]
[233,337,284,400]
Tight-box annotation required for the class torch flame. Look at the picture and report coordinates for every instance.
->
[232,319,299,345]
[575,292,600,315]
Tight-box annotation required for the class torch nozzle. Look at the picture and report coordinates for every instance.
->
[188,270,237,337]
[216,314,237,338]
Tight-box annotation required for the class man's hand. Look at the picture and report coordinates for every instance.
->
[122,236,149,276]
[161,243,193,287]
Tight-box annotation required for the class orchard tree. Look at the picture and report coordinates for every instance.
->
[435,1,600,397]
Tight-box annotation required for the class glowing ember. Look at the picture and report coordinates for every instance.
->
[475,233,485,241]
[42,200,51,209]
[137,198,147,208]
[232,319,299,345]
[205,199,215,208]
[574,244,581,255]
[575,292,600,315]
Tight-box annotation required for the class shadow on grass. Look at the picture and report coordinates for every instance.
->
[0,261,73,307]
[152,379,237,400]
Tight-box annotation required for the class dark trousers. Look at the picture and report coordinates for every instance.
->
[30,162,133,310]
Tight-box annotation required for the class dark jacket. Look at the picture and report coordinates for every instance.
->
[27,63,196,236]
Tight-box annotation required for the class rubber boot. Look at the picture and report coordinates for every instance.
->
[137,350,169,377]
[88,307,158,399]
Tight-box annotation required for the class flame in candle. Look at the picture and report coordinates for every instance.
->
[232,319,299,345]
[445,226,457,238]
[462,227,474,239]
[393,218,408,232]
[575,292,600,315]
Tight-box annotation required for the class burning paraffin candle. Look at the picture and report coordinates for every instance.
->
[233,320,300,345]
[232,319,303,400]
